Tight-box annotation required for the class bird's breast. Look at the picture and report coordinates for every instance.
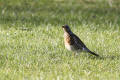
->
[64,33,74,45]
[65,44,75,51]
[64,33,76,51]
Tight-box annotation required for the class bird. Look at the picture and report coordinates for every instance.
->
[62,25,99,57]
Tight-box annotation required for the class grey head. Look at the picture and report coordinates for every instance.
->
[62,25,73,34]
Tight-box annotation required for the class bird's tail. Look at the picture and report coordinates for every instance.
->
[87,50,99,57]
[83,47,99,57]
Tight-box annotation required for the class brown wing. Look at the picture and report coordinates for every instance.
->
[70,34,100,56]
[70,34,89,50]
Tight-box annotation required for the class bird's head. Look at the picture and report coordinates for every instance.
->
[62,25,72,33]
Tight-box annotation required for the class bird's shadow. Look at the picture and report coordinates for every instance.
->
[88,55,120,60]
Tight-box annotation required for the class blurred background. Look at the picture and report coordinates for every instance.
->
[0,0,120,29]
[0,0,120,80]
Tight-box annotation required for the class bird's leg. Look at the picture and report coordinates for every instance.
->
[73,52,78,57]
[73,52,76,56]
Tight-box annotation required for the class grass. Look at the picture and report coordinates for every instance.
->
[0,0,120,80]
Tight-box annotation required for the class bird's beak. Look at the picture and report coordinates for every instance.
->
[62,25,65,28]
[62,25,65,31]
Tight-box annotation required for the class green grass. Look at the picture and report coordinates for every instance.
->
[0,0,120,80]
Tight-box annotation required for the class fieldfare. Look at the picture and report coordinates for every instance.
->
[62,25,99,57]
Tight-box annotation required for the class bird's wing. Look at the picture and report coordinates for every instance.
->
[71,34,99,57]
[71,34,89,50]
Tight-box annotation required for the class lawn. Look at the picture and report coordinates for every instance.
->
[0,0,120,80]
